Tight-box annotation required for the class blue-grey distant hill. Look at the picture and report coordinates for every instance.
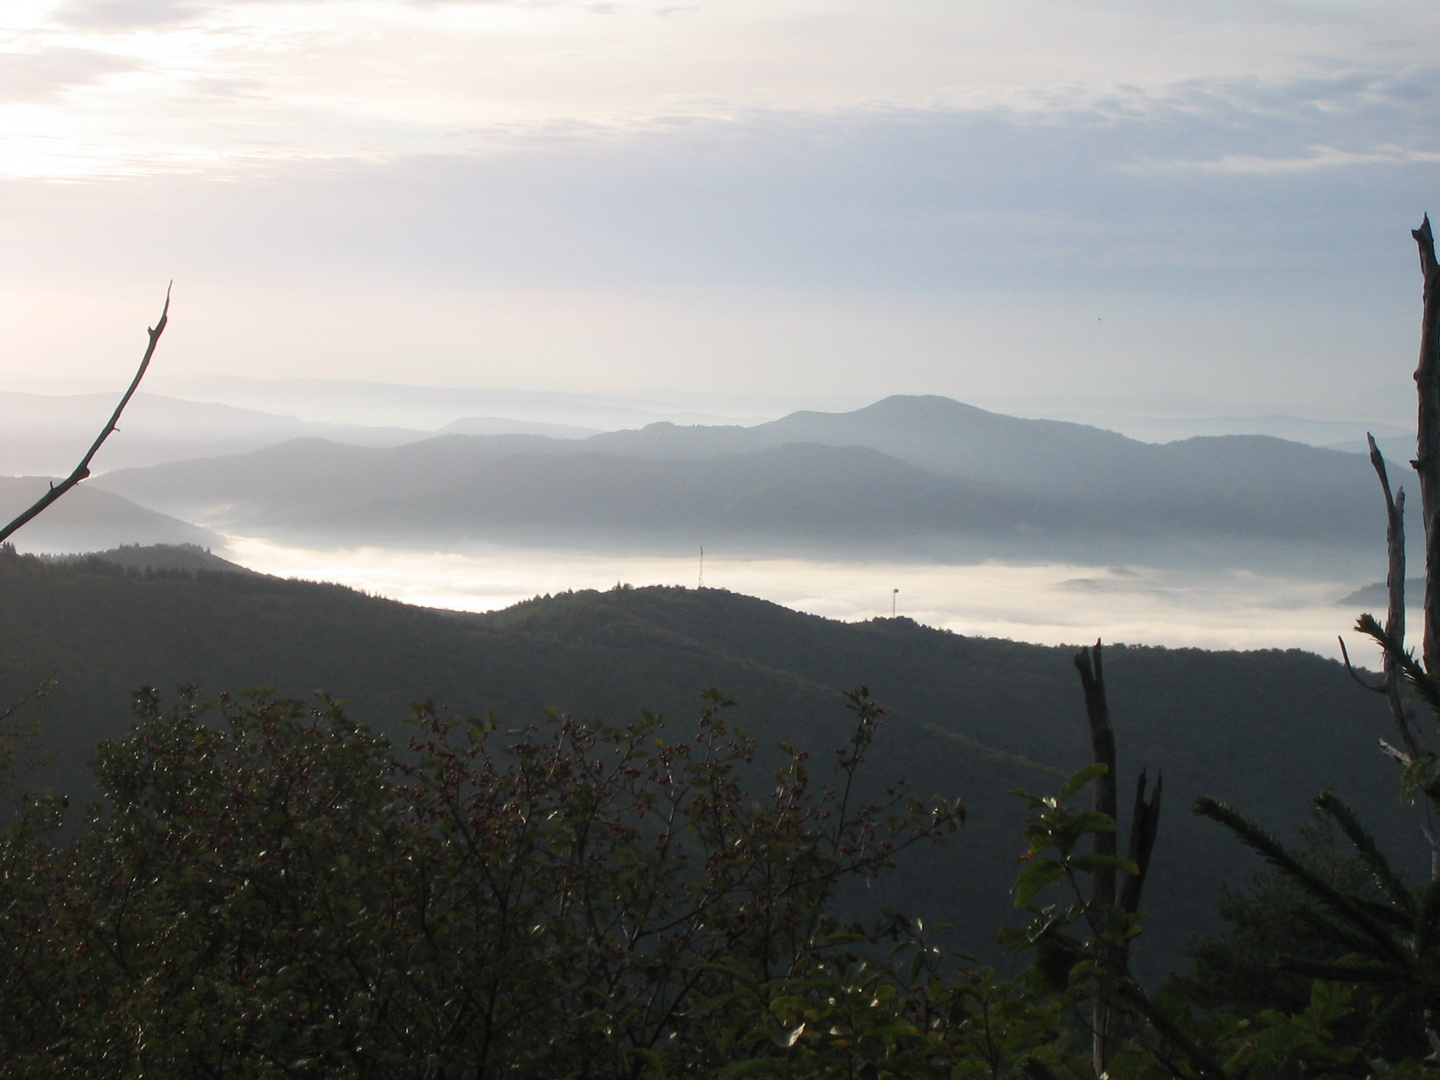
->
[0,477,218,554]
[93,395,1406,565]
[0,391,432,476]
[588,395,1395,517]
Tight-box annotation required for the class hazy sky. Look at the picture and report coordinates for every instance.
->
[2,0,1438,417]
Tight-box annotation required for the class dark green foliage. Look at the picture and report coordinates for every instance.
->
[1180,793,1440,1064]
[0,687,967,1077]
[986,770,1440,1080]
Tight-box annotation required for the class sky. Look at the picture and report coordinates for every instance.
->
[2,0,1439,419]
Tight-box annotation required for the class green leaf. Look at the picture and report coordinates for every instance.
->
[1014,858,1064,906]
[1073,854,1140,875]
[721,1061,786,1079]
[1066,811,1118,834]
[1059,762,1109,801]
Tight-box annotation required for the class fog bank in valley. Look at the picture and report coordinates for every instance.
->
[222,536,1394,664]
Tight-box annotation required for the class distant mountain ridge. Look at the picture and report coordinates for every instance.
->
[43,543,252,576]
[319,442,1106,552]
[589,395,1388,509]
[1336,578,1426,608]
[0,391,433,476]
[92,394,1406,565]
[0,477,217,554]
[158,376,786,432]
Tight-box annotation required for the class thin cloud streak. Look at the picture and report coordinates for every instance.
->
[51,0,208,31]
[6,1,1440,178]
[0,44,137,102]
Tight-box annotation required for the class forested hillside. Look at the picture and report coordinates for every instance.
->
[0,546,1415,981]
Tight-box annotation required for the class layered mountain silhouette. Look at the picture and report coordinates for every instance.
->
[0,391,436,476]
[0,477,216,553]
[92,395,1403,563]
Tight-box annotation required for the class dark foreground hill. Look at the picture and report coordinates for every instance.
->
[0,547,1417,980]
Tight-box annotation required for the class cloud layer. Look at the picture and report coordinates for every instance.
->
[1,2,1436,414]
[0,44,135,101]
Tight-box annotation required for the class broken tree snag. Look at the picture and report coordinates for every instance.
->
[1118,769,1162,916]
[1075,641,1118,907]
[1074,640,1123,1077]
[1411,216,1440,671]
[0,285,171,546]
[1071,644,1166,1075]
[1369,432,1407,655]
[1368,433,1427,759]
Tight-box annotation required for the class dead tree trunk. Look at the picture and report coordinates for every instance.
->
[1345,227,1440,872]
[1076,643,1117,908]
[1074,641,1162,1077]
[1411,217,1440,671]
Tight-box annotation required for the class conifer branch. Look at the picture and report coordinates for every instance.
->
[1195,796,1410,967]
[1314,790,1414,915]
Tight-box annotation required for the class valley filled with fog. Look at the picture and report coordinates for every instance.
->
[0,380,1412,664]
[221,536,1390,661]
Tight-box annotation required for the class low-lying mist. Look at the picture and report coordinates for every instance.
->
[221,535,1395,664]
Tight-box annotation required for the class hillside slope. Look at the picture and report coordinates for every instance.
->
[0,548,1414,979]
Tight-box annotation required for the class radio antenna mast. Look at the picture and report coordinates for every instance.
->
[698,546,704,589]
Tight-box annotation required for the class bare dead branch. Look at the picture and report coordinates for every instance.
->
[1369,433,1407,655]
[1380,739,1412,766]
[0,284,171,546]
[1410,216,1440,671]
[1422,817,1440,883]
[1337,635,1387,694]
[0,677,56,730]
[1362,430,1432,763]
